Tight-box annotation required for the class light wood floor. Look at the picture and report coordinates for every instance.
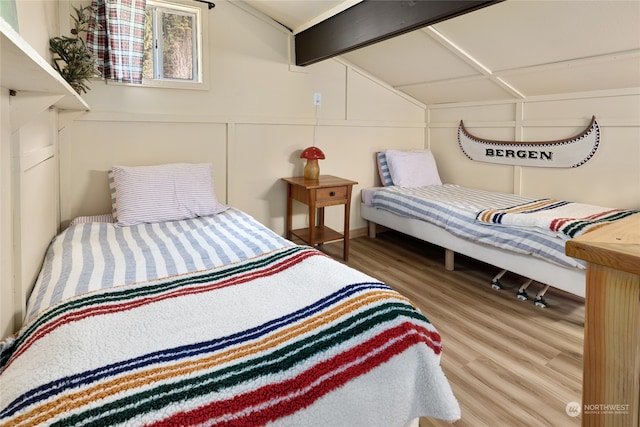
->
[319,231,585,427]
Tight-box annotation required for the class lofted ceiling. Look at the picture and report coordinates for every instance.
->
[243,0,640,105]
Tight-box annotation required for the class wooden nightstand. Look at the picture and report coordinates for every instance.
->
[282,175,358,260]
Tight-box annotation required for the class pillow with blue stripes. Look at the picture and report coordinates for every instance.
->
[112,163,227,227]
[107,169,118,221]
[376,152,394,186]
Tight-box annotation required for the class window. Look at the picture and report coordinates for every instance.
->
[142,0,207,88]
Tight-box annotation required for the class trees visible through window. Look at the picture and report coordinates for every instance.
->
[143,0,202,84]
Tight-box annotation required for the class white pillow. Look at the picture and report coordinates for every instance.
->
[385,149,442,188]
[112,163,227,227]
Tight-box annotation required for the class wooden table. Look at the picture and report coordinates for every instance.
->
[566,214,640,427]
[282,175,357,260]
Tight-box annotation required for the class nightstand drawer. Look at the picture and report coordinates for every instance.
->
[316,186,348,201]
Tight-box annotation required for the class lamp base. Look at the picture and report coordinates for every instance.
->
[303,159,320,180]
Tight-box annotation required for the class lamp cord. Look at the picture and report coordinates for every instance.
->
[313,103,319,146]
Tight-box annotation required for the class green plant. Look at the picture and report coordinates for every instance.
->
[49,4,99,94]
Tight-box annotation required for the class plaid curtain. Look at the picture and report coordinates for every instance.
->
[87,0,146,84]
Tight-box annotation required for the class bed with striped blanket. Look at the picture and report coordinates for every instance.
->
[1,209,460,426]
[25,208,294,322]
[367,185,585,269]
[360,184,617,298]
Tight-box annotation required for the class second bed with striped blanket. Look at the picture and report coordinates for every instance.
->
[370,184,586,269]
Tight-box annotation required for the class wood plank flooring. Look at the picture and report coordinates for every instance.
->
[319,231,585,427]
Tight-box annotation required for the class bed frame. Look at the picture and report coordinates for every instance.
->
[361,203,586,299]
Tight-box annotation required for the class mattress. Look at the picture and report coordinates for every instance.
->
[367,184,585,269]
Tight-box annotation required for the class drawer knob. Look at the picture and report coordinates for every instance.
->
[330,191,336,196]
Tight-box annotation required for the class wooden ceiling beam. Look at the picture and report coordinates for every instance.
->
[294,0,500,67]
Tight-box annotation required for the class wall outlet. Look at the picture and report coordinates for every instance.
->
[313,92,322,106]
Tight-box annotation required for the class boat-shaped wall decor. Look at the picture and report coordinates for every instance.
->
[458,116,599,168]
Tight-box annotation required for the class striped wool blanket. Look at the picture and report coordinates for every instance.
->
[0,246,460,427]
[25,208,294,322]
[476,199,638,239]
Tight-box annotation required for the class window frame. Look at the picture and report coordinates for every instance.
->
[149,6,198,82]
[107,0,209,90]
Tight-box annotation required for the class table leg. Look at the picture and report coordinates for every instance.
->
[582,264,639,427]
[285,184,292,240]
[317,207,325,246]
[308,197,315,247]
[343,199,351,261]
[318,207,325,227]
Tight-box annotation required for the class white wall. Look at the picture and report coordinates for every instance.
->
[14,0,57,58]
[60,0,426,234]
[0,99,60,340]
[427,90,640,209]
[0,88,13,338]
[0,0,62,336]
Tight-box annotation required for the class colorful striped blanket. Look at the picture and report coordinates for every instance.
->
[0,246,460,426]
[370,185,586,269]
[476,199,639,239]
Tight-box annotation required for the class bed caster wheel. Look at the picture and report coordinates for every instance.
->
[516,290,529,301]
[491,279,503,290]
[534,297,548,308]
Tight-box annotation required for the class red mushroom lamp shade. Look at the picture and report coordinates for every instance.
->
[300,146,325,180]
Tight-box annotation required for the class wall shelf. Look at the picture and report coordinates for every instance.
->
[0,17,90,111]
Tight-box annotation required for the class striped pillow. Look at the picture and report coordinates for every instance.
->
[376,152,394,186]
[112,163,227,227]
[107,169,118,220]
[68,214,115,227]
